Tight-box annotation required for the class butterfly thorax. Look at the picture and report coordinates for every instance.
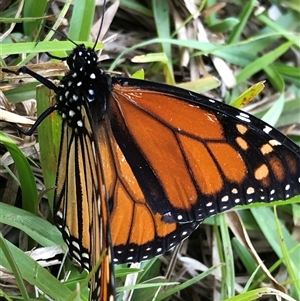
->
[66,44,98,72]
[56,45,110,132]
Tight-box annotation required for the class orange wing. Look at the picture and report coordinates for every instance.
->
[54,104,115,301]
[97,78,300,264]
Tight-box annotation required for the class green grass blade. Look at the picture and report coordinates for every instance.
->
[0,202,64,247]
[36,85,61,212]
[68,0,96,41]
[23,0,48,39]
[235,40,295,84]
[227,0,256,44]
[0,233,30,301]
[151,0,174,84]
[0,238,72,301]
[0,132,38,215]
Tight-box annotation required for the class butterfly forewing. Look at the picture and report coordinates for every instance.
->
[101,78,300,263]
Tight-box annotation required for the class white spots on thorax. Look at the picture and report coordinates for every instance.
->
[69,110,75,117]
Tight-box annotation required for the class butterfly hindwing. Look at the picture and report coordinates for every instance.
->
[54,102,115,299]
[95,116,199,263]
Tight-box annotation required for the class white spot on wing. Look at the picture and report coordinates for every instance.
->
[81,253,89,259]
[221,196,229,202]
[236,113,251,123]
[263,125,272,134]
[269,139,281,146]
[72,240,80,250]
[247,187,255,194]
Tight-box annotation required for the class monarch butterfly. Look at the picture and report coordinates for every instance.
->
[3,20,300,301]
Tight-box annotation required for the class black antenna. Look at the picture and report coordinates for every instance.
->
[42,23,78,47]
[93,0,107,50]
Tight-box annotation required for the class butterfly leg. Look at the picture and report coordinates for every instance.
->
[3,67,59,135]
[12,105,58,135]
[3,66,59,92]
